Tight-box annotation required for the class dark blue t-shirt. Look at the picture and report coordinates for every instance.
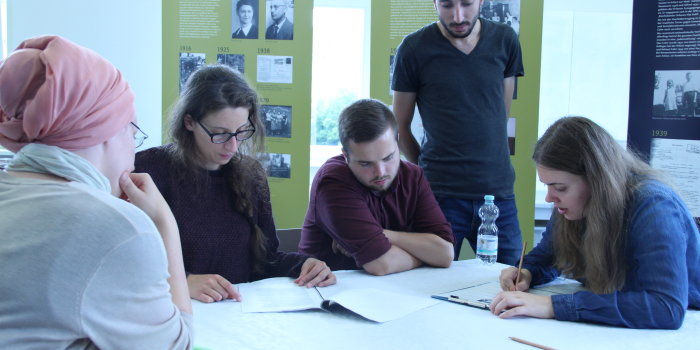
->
[392,19,524,199]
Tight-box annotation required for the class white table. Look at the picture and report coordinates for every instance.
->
[192,259,699,349]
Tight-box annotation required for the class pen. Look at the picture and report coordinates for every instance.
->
[509,336,557,350]
[431,295,490,310]
[515,240,527,289]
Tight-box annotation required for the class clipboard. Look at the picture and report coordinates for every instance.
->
[432,279,500,310]
[430,294,490,310]
[432,278,585,310]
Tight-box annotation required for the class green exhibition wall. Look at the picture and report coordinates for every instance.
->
[163,0,313,228]
[163,1,544,236]
[369,0,544,254]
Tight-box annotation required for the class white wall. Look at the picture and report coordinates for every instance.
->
[538,0,633,141]
[535,0,633,219]
[5,0,163,147]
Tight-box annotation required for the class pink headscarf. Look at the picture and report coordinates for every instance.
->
[0,35,135,152]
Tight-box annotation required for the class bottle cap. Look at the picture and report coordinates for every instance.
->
[484,194,495,201]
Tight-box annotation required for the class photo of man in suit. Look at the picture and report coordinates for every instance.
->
[265,0,293,40]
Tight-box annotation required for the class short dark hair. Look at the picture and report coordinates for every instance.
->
[236,0,255,12]
[338,99,398,153]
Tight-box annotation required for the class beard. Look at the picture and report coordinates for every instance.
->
[439,5,481,39]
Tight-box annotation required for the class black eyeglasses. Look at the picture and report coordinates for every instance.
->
[197,120,256,144]
[131,122,149,148]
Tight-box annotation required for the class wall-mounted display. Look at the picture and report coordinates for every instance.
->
[163,0,312,228]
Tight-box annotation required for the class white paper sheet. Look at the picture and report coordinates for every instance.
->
[327,288,440,323]
[238,276,440,322]
[239,277,322,313]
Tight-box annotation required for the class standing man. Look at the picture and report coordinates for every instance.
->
[391,0,524,265]
[265,0,293,40]
[299,99,454,276]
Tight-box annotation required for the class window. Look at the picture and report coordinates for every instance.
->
[310,0,371,185]
[535,0,633,239]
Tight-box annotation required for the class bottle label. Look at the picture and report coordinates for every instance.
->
[476,235,498,255]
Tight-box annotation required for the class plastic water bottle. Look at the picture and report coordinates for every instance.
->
[476,195,499,264]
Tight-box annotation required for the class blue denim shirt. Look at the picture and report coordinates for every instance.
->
[523,180,700,329]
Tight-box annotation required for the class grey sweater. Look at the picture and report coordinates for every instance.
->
[0,172,193,349]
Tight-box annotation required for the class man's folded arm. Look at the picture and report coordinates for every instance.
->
[383,229,453,267]
[361,245,422,276]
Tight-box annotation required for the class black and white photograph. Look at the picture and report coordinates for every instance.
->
[231,0,259,39]
[265,0,294,40]
[179,52,205,91]
[389,55,395,96]
[653,70,700,118]
[217,54,245,73]
[480,0,520,35]
[262,104,292,138]
[263,153,292,178]
[650,138,700,217]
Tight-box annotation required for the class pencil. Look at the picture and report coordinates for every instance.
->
[514,241,527,289]
[509,336,556,350]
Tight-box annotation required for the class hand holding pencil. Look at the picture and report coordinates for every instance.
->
[498,242,531,292]
[491,241,555,320]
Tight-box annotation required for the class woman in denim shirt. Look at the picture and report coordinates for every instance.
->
[491,116,699,329]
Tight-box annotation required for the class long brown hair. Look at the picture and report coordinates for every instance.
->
[168,64,269,274]
[533,116,659,293]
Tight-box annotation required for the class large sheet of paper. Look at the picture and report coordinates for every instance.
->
[323,288,439,322]
[238,276,439,322]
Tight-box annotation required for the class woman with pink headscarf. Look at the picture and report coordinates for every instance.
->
[0,36,192,348]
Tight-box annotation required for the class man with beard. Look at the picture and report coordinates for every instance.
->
[391,0,524,265]
[299,99,455,275]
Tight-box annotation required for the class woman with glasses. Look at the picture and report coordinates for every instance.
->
[0,36,192,348]
[135,64,335,303]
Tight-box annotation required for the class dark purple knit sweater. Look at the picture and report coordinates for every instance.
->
[135,144,307,283]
